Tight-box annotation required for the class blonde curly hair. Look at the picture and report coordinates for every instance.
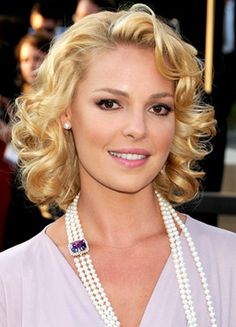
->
[13,4,216,208]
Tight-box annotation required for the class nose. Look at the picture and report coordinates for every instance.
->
[122,109,147,140]
[31,59,40,71]
[25,58,36,72]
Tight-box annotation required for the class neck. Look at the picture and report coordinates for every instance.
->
[77,185,165,248]
[64,189,217,327]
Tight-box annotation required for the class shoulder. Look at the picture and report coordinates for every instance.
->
[0,231,45,321]
[0,230,46,280]
[187,216,236,240]
[187,216,236,263]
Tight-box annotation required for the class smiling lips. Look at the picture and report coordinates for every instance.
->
[108,150,150,167]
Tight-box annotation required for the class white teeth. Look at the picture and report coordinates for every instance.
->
[109,151,146,160]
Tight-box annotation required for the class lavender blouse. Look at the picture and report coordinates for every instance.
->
[0,217,236,326]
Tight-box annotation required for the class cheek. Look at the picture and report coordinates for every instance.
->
[36,58,44,68]
[21,63,30,74]
[20,63,25,72]
[72,113,113,149]
[153,118,175,150]
[168,120,176,145]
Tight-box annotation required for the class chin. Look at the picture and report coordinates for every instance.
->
[104,181,151,195]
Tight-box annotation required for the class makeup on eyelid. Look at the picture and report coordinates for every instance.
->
[94,98,174,116]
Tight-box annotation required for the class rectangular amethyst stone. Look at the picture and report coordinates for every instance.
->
[68,239,89,256]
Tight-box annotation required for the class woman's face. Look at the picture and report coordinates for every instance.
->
[65,45,175,193]
[19,43,46,86]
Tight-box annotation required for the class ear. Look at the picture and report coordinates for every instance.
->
[60,107,72,130]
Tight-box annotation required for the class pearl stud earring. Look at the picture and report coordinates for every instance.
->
[63,122,71,130]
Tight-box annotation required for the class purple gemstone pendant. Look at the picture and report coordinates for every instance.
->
[68,239,89,256]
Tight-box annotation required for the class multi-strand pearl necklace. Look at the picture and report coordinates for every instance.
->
[156,192,217,327]
[65,192,217,327]
[65,194,120,327]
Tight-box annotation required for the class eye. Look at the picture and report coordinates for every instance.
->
[96,99,121,110]
[149,103,173,116]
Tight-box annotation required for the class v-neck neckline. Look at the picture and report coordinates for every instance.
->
[42,216,190,326]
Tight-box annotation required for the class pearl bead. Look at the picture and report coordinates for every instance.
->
[157,192,217,327]
[65,192,217,327]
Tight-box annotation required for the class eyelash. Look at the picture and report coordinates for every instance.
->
[95,99,173,116]
[149,104,173,116]
[96,99,120,110]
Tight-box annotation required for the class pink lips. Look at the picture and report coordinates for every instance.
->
[108,148,150,168]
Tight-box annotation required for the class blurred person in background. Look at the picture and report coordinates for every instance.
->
[2,32,57,250]
[0,41,18,250]
[29,0,65,38]
[3,32,51,165]
[15,32,51,93]
[72,0,117,22]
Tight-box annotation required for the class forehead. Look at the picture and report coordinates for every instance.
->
[77,45,174,94]
[20,43,43,57]
[33,13,56,28]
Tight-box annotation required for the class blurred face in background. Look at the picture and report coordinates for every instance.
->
[19,42,46,86]
[73,0,100,22]
[30,13,57,38]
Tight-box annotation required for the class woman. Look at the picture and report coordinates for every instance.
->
[2,32,54,250]
[0,4,235,326]
[15,32,51,94]
[1,32,50,168]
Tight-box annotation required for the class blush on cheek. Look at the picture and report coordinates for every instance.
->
[81,119,113,145]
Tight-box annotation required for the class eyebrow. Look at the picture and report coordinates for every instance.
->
[92,88,174,99]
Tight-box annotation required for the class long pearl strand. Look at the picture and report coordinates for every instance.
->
[65,195,120,327]
[65,192,217,327]
[156,191,217,327]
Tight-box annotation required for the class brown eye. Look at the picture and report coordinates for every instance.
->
[96,99,120,110]
[149,104,172,116]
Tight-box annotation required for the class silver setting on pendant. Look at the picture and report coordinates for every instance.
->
[68,239,89,256]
